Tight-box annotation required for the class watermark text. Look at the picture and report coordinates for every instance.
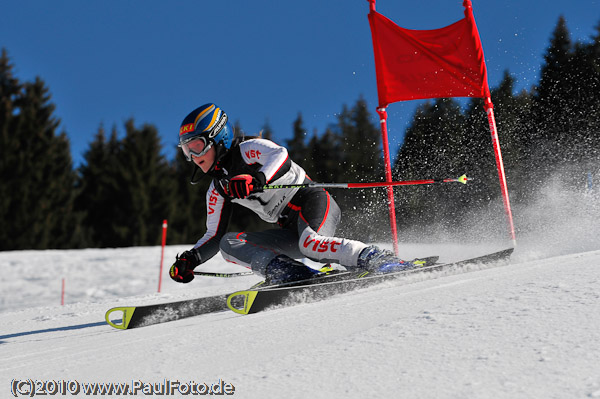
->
[10,379,235,397]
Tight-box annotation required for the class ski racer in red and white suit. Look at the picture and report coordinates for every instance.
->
[196,136,368,276]
[170,103,413,285]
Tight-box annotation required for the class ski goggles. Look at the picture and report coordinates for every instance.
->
[179,136,213,161]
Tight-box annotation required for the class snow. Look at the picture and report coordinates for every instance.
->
[2,239,600,398]
[2,184,600,397]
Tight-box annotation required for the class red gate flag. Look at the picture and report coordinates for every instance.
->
[367,0,516,248]
[368,3,490,105]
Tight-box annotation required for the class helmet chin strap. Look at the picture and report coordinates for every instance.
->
[189,155,218,185]
[190,164,204,185]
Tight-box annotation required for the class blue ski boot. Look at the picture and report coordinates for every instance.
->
[357,246,429,274]
[264,255,323,285]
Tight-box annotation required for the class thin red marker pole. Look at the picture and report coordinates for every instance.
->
[158,220,168,293]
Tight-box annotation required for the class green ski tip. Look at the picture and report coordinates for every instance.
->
[227,291,258,315]
[105,306,136,329]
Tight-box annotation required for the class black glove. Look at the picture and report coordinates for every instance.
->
[169,250,201,283]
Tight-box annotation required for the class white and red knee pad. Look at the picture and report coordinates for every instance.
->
[298,227,367,267]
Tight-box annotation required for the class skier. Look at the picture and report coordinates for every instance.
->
[169,103,426,285]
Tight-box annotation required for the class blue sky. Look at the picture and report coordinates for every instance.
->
[1,1,598,167]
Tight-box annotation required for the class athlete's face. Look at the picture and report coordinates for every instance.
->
[192,145,216,173]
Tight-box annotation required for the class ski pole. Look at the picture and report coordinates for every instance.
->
[261,174,469,190]
[193,271,254,277]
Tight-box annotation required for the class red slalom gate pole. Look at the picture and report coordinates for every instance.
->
[484,99,516,247]
[376,107,400,255]
[157,219,168,293]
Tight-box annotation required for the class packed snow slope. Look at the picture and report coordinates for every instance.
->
[2,183,600,398]
[1,241,600,399]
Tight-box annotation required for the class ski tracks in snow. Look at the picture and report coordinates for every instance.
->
[1,247,600,398]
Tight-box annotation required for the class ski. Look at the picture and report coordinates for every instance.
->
[226,248,514,315]
[105,294,230,330]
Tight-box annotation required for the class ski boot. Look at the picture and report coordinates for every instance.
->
[264,255,323,285]
[357,246,432,274]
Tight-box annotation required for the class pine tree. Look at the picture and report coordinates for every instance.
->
[392,98,467,237]
[76,121,176,247]
[459,72,536,242]
[260,120,274,140]
[305,127,341,182]
[113,120,176,246]
[0,52,78,249]
[588,20,600,170]
[75,125,121,246]
[566,22,600,177]
[286,113,309,168]
[394,98,465,179]
[0,49,22,249]
[532,16,575,178]
[233,120,244,139]
[334,98,387,241]
[337,97,383,182]
[490,71,534,203]
[168,148,211,245]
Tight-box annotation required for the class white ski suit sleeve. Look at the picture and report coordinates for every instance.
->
[232,139,305,223]
[192,181,231,261]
